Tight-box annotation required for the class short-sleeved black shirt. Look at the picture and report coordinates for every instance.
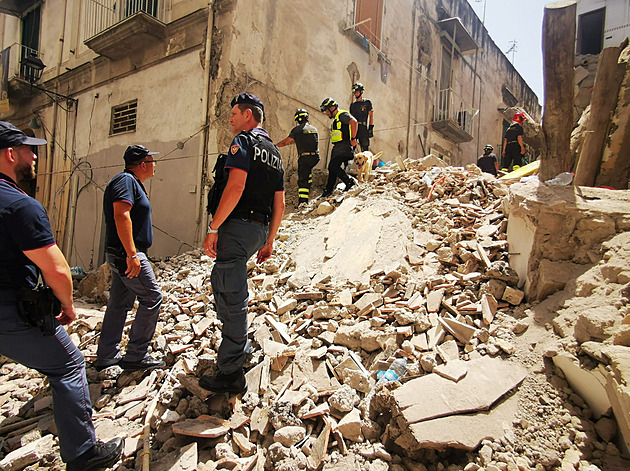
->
[350,99,373,124]
[477,154,498,176]
[0,173,56,289]
[288,122,319,155]
[504,123,523,144]
[103,170,153,251]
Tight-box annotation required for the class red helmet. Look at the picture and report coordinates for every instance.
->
[513,112,526,124]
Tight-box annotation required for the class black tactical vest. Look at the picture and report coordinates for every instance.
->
[234,130,284,217]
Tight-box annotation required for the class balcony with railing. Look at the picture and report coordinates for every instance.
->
[0,44,45,103]
[83,0,167,60]
[432,88,475,143]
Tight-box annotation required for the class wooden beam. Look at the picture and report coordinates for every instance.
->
[574,47,625,186]
[540,1,577,181]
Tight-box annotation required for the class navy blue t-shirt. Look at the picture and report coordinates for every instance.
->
[0,173,56,290]
[103,170,153,251]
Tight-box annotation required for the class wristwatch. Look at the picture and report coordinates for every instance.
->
[127,254,138,259]
[207,222,218,234]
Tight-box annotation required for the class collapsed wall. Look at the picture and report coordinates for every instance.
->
[504,179,630,454]
[505,180,630,300]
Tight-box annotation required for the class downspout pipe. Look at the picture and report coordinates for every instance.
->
[406,1,418,159]
[44,0,68,214]
[195,1,215,245]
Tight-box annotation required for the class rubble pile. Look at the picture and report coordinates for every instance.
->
[0,161,628,471]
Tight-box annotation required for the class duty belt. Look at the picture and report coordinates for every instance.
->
[299,152,318,157]
[229,208,270,225]
[358,121,367,125]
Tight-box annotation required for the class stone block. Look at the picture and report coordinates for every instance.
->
[337,408,363,442]
[534,259,582,300]
[502,286,524,305]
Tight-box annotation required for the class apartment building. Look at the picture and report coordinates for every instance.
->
[0,0,540,266]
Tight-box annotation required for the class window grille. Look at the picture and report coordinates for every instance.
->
[110,100,137,135]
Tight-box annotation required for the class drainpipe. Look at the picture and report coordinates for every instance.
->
[63,105,79,261]
[195,1,215,245]
[44,0,68,215]
[405,1,418,158]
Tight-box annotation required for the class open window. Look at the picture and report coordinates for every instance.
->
[354,0,384,50]
[577,8,605,55]
[20,5,41,83]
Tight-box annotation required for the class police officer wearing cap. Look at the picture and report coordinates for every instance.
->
[0,121,123,470]
[201,92,285,394]
[276,108,319,206]
[96,144,164,371]
[320,97,358,197]
[349,82,374,152]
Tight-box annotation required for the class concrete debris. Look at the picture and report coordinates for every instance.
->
[1,160,629,471]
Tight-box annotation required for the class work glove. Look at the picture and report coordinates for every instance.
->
[368,124,374,138]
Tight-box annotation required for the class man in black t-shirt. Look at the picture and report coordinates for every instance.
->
[98,145,164,372]
[477,144,499,176]
[349,82,374,152]
[276,108,319,205]
[502,112,526,171]
[0,121,123,470]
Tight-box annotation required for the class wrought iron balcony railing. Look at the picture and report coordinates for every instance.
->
[0,43,43,84]
[83,0,165,41]
[432,88,475,142]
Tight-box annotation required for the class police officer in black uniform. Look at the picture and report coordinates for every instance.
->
[276,108,319,206]
[349,82,374,152]
[201,93,285,394]
[0,121,123,470]
[320,97,358,198]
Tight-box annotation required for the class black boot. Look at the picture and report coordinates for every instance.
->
[66,437,124,471]
[199,368,247,394]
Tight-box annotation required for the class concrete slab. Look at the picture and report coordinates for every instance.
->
[395,394,519,451]
[552,353,611,418]
[392,356,526,424]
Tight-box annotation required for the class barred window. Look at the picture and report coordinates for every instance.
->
[110,100,137,135]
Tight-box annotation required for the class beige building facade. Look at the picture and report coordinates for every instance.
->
[0,0,540,267]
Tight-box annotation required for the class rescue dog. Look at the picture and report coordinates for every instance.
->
[353,151,383,183]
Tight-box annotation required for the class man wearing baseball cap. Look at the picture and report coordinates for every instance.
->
[0,121,123,469]
[96,144,165,371]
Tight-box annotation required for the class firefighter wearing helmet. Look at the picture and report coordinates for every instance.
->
[501,112,526,171]
[319,97,358,197]
[349,82,375,152]
[477,144,499,177]
[276,109,320,206]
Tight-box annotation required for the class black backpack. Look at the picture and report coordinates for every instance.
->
[206,153,228,216]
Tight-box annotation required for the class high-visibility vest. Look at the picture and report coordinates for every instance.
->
[331,109,351,144]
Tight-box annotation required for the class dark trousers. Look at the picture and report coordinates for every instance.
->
[0,300,96,462]
[325,143,353,193]
[211,218,267,373]
[502,143,523,170]
[357,124,370,152]
[97,252,163,366]
[298,154,319,203]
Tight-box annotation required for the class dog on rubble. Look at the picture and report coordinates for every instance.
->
[353,151,383,183]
